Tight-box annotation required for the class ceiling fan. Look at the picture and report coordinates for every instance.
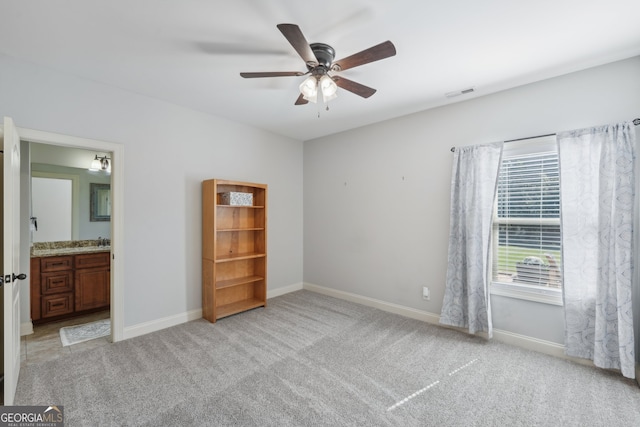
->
[240,23,396,105]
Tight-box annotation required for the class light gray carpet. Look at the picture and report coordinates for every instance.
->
[15,290,640,426]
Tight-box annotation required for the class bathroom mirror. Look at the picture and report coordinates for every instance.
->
[32,174,78,242]
[90,183,111,221]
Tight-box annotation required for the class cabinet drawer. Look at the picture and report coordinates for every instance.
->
[41,271,74,295]
[41,256,73,272]
[75,252,110,269]
[41,293,74,318]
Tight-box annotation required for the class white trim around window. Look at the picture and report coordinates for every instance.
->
[491,280,563,305]
[490,134,563,306]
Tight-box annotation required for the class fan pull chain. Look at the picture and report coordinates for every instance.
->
[315,102,330,118]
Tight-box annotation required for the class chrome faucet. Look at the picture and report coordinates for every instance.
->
[97,237,110,247]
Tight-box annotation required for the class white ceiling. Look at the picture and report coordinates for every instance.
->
[2,1,639,141]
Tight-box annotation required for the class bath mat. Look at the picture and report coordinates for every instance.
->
[59,319,110,346]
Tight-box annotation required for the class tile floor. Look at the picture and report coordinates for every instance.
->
[21,310,111,367]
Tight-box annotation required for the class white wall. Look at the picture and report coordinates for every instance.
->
[0,53,304,328]
[304,56,640,346]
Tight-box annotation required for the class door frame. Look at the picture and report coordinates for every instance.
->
[19,127,124,342]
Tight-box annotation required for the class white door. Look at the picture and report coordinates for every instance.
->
[2,117,23,405]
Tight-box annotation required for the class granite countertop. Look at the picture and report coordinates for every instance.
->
[31,240,111,257]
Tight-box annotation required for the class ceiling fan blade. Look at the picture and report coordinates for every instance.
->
[332,40,396,71]
[240,71,304,78]
[333,76,377,98]
[294,94,309,105]
[277,23,318,66]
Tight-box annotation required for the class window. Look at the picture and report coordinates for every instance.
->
[491,136,562,305]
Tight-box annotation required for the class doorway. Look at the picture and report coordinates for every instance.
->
[25,143,116,364]
[17,126,124,348]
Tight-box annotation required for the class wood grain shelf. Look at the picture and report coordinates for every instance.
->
[216,298,266,319]
[217,205,265,209]
[216,275,264,290]
[217,228,265,232]
[202,179,267,323]
[215,252,266,263]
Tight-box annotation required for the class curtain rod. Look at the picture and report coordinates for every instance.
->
[450,117,640,152]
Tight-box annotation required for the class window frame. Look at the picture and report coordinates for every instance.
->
[489,135,563,306]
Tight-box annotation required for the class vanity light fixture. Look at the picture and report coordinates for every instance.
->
[89,154,111,173]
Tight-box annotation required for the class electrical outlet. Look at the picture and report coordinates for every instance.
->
[422,287,430,300]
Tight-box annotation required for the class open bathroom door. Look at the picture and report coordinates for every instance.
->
[2,117,23,405]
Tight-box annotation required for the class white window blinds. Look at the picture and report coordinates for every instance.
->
[492,136,562,289]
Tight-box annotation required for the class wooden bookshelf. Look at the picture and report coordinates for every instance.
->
[202,179,267,322]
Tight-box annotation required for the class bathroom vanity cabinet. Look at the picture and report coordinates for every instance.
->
[74,252,111,312]
[202,179,267,323]
[31,251,110,323]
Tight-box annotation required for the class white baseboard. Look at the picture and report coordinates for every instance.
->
[302,282,585,365]
[20,321,33,336]
[268,282,303,299]
[123,308,203,340]
[303,282,440,324]
[491,328,571,360]
[121,282,304,341]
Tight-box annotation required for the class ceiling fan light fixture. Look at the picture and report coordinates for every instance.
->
[241,24,396,106]
[299,75,317,97]
[304,92,318,103]
[319,75,338,102]
[299,75,318,103]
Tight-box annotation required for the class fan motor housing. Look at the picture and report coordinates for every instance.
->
[309,43,335,69]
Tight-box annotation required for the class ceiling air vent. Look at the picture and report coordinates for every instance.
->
[445,87,476,98]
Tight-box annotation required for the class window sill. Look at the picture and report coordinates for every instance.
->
[490,281,563,306]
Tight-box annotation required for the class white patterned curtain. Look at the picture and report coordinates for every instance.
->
[440,142,503,337]
[557,122,636,379]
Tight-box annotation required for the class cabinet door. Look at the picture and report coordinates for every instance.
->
[30,258,42,321]
[75,267,110,311]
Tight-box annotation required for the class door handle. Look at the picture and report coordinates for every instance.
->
[1,273,26,284]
